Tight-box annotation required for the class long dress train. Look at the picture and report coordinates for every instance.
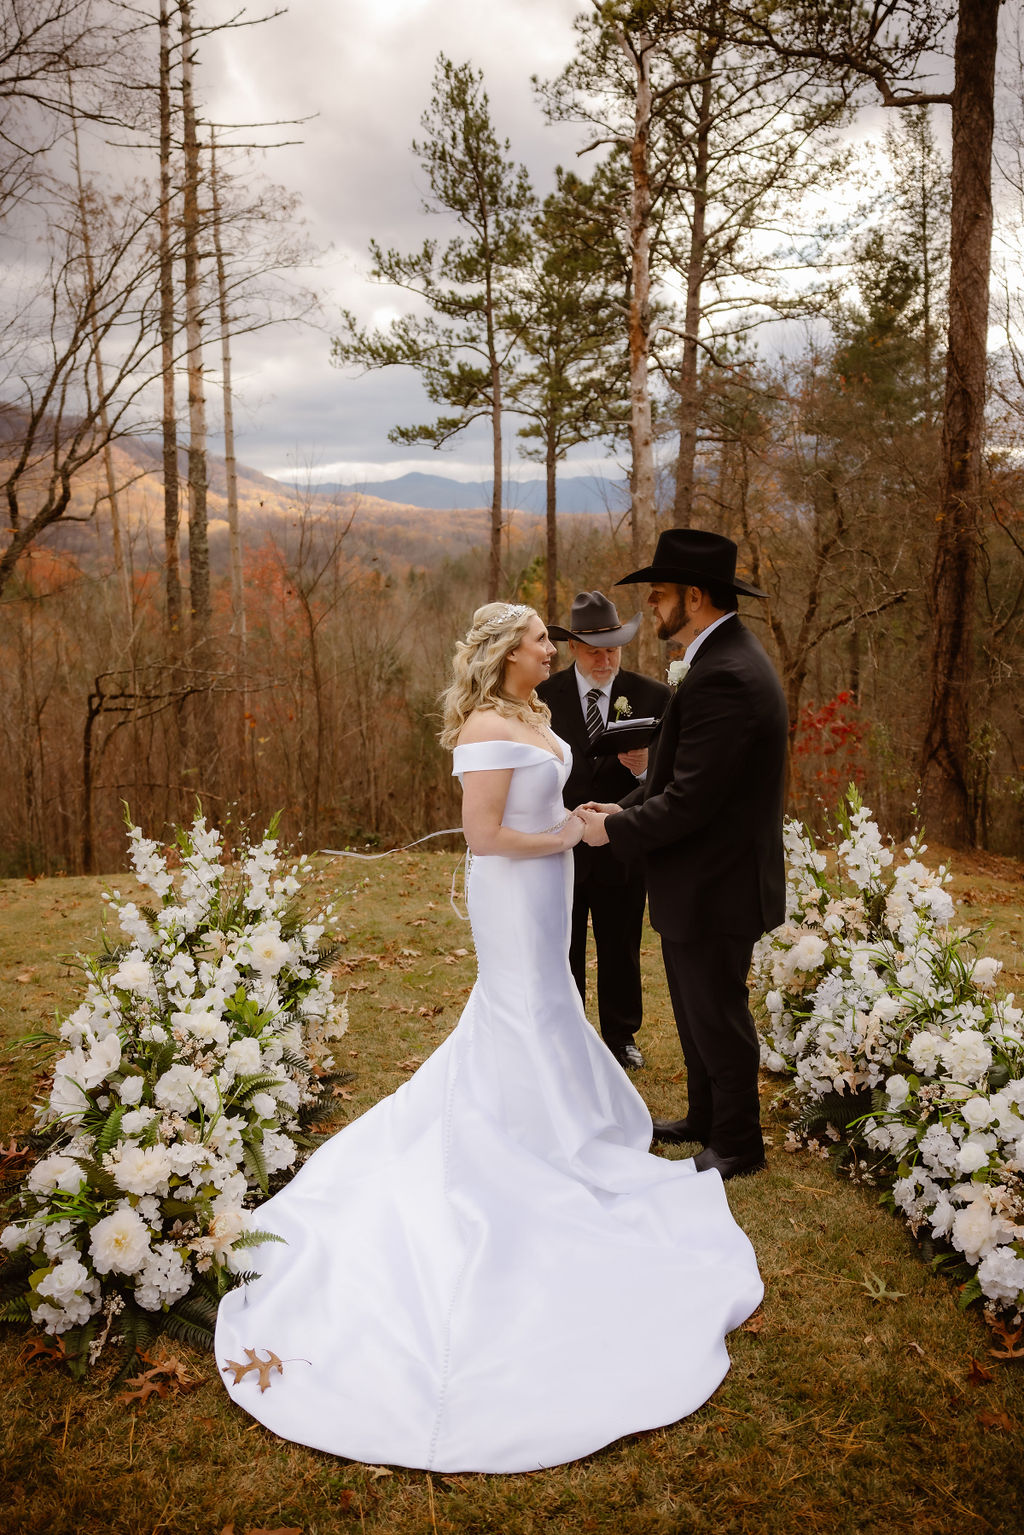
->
[215,738,763,1472]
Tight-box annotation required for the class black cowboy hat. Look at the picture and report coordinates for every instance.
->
[616,529,766,598]
[547,590,643,646]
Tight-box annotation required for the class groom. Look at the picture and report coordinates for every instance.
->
[578,530,788,1180]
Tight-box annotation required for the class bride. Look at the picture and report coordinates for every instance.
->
[215,602,763,1473]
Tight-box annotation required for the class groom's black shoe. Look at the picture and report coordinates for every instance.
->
[651,1118,707,1146]
[693,1146,766,1180]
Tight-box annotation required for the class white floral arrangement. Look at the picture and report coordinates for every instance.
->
[752,789,1024,1317]
[666,658,689,688]
[0,814,350,1375]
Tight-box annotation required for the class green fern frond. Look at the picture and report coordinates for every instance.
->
[231,1229,285,1251]
[95,1106,125,1157]
[242,1136,268,1195]
[160,1310,215,1353]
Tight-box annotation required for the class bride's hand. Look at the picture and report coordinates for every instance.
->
[556,813,585,851]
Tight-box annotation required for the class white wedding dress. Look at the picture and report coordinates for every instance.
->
[215,739,763,1472]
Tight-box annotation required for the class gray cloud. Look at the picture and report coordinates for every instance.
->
[200,0,596,481]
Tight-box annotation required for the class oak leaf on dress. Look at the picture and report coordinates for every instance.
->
[222,1347,284,1392]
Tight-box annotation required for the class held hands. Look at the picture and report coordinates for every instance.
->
[557,813,586,852]
[575,803,618,847]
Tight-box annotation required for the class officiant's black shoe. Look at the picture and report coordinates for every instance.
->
[611,1041,645,1070]
[651,1118,707,1146]
[693,1146,767,1180]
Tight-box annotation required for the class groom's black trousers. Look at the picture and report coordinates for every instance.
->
[660,933,763,1159]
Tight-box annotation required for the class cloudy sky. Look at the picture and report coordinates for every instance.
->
[200,0,603,486]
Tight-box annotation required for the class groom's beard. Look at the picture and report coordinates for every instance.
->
[656,599,687,642]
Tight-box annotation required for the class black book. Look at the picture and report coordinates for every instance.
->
[587,716,662,756]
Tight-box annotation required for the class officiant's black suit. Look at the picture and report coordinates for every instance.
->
[606,617,788,1159]
[537,663,670,1055]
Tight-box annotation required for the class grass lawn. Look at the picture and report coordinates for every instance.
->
[1,845,1023,1535]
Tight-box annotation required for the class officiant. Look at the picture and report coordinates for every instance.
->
[537,592,670,1071]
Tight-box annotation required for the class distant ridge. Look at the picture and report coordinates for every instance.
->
[290,471,629,515]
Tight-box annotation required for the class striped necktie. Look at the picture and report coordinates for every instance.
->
[584,687,604,742]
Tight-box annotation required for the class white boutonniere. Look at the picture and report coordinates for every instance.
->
[666,659,690,688]
[612,695,632,719]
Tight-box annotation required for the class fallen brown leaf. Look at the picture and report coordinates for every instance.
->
[19,1335,65,1366]
[739,1311,764,1334]
[976,1408,1014,1432]
[989,1317,1024,1361]
[967,1356,993,1387]
[221,1347,283,1393]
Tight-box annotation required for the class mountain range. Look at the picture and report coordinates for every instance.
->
[294,471,629,516]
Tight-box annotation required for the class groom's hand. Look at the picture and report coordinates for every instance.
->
[576,801,621,816]
[577,808,611,847]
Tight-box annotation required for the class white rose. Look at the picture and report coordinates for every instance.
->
[250,1092,276,1120]
[961,1096,994,1131]
[907,1032,943,1075]
[972,956,1003,991]
[956,1140,991,1175]
[765,990,783,1015]
[36,1257,93,1308]
[111,953,154,993]
[939,1030,992,1084]
[112,1144,173,1196]
[224,1037,262,1078]
[885,1074,911,1108]
[117,1075,145,1106]
[951,1195,1003,1265]
[791,934,828,972]
[27,1154,86,1196]
[89,1206,152,1275]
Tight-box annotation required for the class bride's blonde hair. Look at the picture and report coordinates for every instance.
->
[439,602,552,749]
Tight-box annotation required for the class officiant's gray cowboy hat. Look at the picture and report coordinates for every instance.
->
[616,529,767,598]
[547,590,643,647]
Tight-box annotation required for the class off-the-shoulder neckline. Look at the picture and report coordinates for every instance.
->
[454,736,566,765]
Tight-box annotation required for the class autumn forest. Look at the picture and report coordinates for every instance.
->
[2,0,1023,876]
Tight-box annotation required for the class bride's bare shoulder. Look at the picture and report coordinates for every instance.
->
[456,710,517,747]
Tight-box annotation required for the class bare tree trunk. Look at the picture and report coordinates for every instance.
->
[179,0,210,649]
[159,0,181,639]
[672,41,716,527]
[69,84,131,629]
[620,24,659,675]
[545,424,558,625]
[486,278,503,601]
[920,0,999,848]
[210,129,245,664]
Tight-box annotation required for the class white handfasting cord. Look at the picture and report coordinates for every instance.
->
[320,828,469,918]
[320,816,574,921]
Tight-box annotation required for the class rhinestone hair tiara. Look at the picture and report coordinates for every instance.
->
[479,603,530,633]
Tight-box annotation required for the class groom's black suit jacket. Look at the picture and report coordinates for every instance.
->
[537,664,670,886]
[606,617,788,941]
